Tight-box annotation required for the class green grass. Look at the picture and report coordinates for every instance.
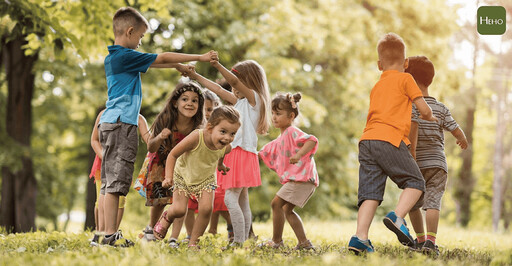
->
[1,221,511,266]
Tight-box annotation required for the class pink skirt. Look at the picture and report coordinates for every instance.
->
[218,147,261,189]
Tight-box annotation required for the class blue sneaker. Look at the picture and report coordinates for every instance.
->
[348,236,374,255]
[383,211,414,247]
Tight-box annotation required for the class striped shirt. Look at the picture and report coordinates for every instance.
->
[411,96,459,172]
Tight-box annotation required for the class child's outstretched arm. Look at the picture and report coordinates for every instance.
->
[90,110,105,159]
[217,145,232,175]
[210,55,256,106]
[413,97,438,122]
[138,114,151,144]
[147,128,172,153]
[162,130,200,188]
[450,127,468,149]
[408,121,419,159]
[289,140,317,164]
[151,51,215,66]
[186,67,237,105]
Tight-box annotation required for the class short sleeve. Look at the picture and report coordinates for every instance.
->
[122,49,157,73]
[442,105,459,132]
[411,104,420,124]
[403,74,423,101]
[292,127,319,156]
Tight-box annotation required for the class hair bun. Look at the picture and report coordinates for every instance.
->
[292,92,302,103]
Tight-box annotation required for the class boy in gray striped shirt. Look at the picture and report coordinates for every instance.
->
[406,56,468,255]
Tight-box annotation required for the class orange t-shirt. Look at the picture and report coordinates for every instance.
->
[360,70,423,147]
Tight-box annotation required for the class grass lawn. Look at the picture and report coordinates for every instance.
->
[1,220,511,265]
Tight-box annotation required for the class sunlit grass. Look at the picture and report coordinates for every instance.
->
[1,220,511,265]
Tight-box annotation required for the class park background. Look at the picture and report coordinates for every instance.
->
[0,0,511,241]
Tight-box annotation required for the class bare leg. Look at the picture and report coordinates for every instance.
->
[170,216,185,239]
[150,205,165,228]
[409,208,425,237]
[185,209,196,237]
[283,202,307,244]
[355,199,379,240]
[116,208,124,231]
[219,211,231,225]
[98,194,105,232]
[94,206,99,231]
[209,212,220,234]
[104,192,120,235]
[395,188,422,218]
[156,192,188,236]
[189,191,214,245]
[271,196,286,243]
[425,209,440,235]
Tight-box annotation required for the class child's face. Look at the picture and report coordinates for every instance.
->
[127,26,147,49]
[204,100,215,121]
[175,91,199,118]
[208,120,240,150]
[271,108,294,129]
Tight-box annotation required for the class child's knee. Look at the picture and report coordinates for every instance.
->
[282,204,295,214]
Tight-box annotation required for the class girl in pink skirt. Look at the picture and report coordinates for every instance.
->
[186,55,271,246]
[259,92,319,250]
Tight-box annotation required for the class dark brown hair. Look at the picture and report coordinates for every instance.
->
[113,7,149,37]
[271,92,302,118]
[151,82,204,160]
[405,56,435,87]
[208,105,241,128]
[377,33,406,66]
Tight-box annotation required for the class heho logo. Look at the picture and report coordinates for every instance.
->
[477,6,506,35]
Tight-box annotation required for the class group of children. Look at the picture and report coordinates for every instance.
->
[90,7,468,255]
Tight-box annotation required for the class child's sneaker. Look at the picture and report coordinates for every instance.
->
[409,238,425,251]
[139,226,156,242]
[383,211,414,247]
[348,236,374,255]
[421,240,440,256]
[101,230,134,247]
[168,238,179,248]
[89,233,101,247]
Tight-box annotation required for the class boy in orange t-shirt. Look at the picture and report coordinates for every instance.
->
[348,33,438,254]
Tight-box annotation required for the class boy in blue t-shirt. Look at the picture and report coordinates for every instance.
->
[98,6,213,246]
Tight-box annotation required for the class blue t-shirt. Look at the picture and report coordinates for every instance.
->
[100,45,157,126]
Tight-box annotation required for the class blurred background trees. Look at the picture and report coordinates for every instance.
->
[0,0,510,233]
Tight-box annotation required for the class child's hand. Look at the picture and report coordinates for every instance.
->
[457,139,468,150]
[183,65,197,78]
[159,128,172,140]
[199,50,215,62]
[162,177,173,188]
[176,64,193,76]
[211,51,219,61]
[218,164,230,175]
[289,154,301,164]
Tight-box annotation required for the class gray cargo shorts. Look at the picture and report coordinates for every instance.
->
[99,121,138,196]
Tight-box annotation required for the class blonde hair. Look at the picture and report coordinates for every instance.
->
[377,33,406,66]
[231,60,271,134]
[113,7,149,37]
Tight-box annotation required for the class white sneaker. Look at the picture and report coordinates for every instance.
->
[141,226,156,242]
[169,238,179,248]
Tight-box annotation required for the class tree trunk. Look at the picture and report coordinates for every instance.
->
[84,142,97,231]
[492,72,505,232]
[0,34,38,233]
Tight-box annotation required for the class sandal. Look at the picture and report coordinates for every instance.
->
[153,211,171,240]
[293,239,315,251]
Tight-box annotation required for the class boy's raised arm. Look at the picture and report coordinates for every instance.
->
[151,51,214,66]
[413,97,438,122]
